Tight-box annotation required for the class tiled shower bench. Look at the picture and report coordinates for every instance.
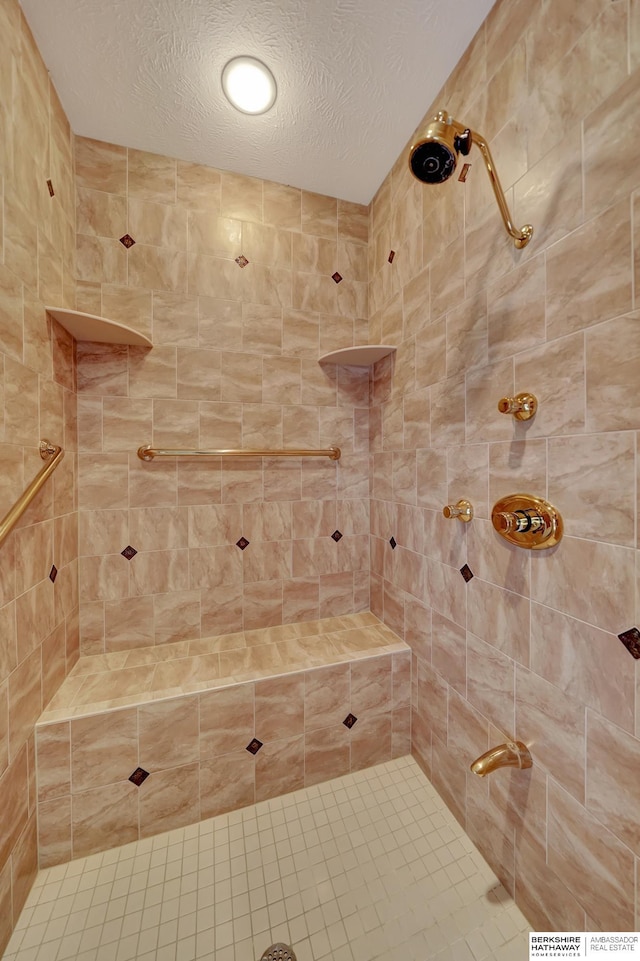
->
[35,612,411,867]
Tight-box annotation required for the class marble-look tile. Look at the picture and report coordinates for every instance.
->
[37,795,72,869]
[445,290,488,378]
[513,332,585,438]
[546,200,632,340]
[128,148,176,203]
[465,358,514,444]
[350,712,392,772]
[548,778,635,931]
[586,312,640,433]
[304,726,350,787]
[350,656,392,717]
[431,611,466,696]
[200,751,255,819]
[488,440,547,511]
[0,747,28,867]
[487,253,546,361]
[199,684,255,758]
[530,535,635,633]
[426,559,466,628]
[531,603,633,734]
[138,761,199,838]
[177,161,221,210]
[447,443,489,520]
[263,182,301,230]
[70,708,137,792]
[584,69,640,219]
[74,136,127,194]
[548,432,635,548]
[515,831,586,933]
[586,711,640,856]
[254,674,304,742]
[466,632,515,735]
[138,696,199,770]
[516,666,585,803]
[255,734,304,802]
[467,577,529,666]
[71,780,138,859]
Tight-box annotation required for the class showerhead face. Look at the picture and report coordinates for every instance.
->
[409,139,457,184]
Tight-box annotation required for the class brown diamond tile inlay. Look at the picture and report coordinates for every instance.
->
[246,738,263,755]
[460,564,474,583]
[129,767,149,786]
[119,234,136,249]
[49,565,58,583]
[121,545,138,560]
[235,255,249,268]
[343,714,357,729]
[331,272,343,284]
[388,250,395,263]
[618,627,640,659]
[46,179,55,197]
[331,530,343,542]
[236,537,250,551]
[389,537,397,550]
[458,163,472,183]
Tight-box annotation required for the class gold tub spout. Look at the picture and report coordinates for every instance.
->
[470,740,532,777]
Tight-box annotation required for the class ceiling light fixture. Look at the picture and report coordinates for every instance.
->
[221,56,277,115]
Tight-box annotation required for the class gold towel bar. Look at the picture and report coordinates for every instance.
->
[0,440,64,547]
[138,445,341,461]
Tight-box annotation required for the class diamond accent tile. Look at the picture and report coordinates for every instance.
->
[331,272,343,283]
[49,565,58,583]
[618,627,640,659]
[331,530,343,542]
[389,537,397,550]
[128,767,149,786]
[458,163,472,183]
[246,738,263,755]
[121,545,138,560]
[235,255,249,268]
[119,234,136,248]
[343,713,357,729]
[460,564,474,583]
[388,250,395,263]
[46,179,55,197]
[236,537,250,551]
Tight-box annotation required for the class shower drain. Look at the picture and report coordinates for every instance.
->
[259,944,297,961]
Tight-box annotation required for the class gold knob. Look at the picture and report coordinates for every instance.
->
[497,392,537,421]
[443,499,473,522]
[491,494,563,549]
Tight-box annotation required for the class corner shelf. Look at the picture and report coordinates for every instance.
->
[318,345,396,367]
[45,307,152,348]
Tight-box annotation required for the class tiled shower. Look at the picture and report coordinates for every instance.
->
[1,0,640,954]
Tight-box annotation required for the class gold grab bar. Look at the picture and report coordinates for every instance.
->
[137,445,341,461]
[0,440,64,547]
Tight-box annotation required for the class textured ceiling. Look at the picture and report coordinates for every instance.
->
[19,0,497,205]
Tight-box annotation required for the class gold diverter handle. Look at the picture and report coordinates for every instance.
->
[491,493,563,550]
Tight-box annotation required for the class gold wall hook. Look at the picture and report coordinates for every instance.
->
[443,499,474,522]
[470,740,532,777]
[497,392,537,421]
[492,493,563,549]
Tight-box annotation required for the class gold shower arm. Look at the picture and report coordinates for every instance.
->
[0,440,64,547]
[468,127,533,249]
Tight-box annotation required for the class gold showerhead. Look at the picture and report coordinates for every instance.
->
[409,110,533,249]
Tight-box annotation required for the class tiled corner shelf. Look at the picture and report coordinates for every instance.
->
[318,344,396,366]
[45,307,152,348]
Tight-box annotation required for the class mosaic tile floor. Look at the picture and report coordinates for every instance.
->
[41,613,407,722]
[3,757,530,961]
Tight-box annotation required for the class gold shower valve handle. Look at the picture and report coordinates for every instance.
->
[443,499,473,522]
[497,392,537,420]
[492,493,563,549]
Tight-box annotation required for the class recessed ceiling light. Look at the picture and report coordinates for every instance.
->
[221,57,277,115]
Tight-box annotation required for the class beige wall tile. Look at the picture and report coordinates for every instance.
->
[584,70,640,219]
[200,751,255,819]
[513,332,585,437]
[138,696,199,771]
[546,201,632,340]
[139,761,199,837]
[587,712,640,856]
[586,312,640,433]
[72,780,138,859]
[530,536,635,633]
[177,161,221,211]
[75,137,127,194]
[467,577,530,665]
[548,778,635,931]
[255,674,304,742]
[70,708,137,792]
[255,734,304,801]
[37,795,71,868]
[467,632,515,734]
[128,148,176,204]
[548,432,635,547]
[516,666,585,803]
[531,603,634,734]
[351,712,392,772]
